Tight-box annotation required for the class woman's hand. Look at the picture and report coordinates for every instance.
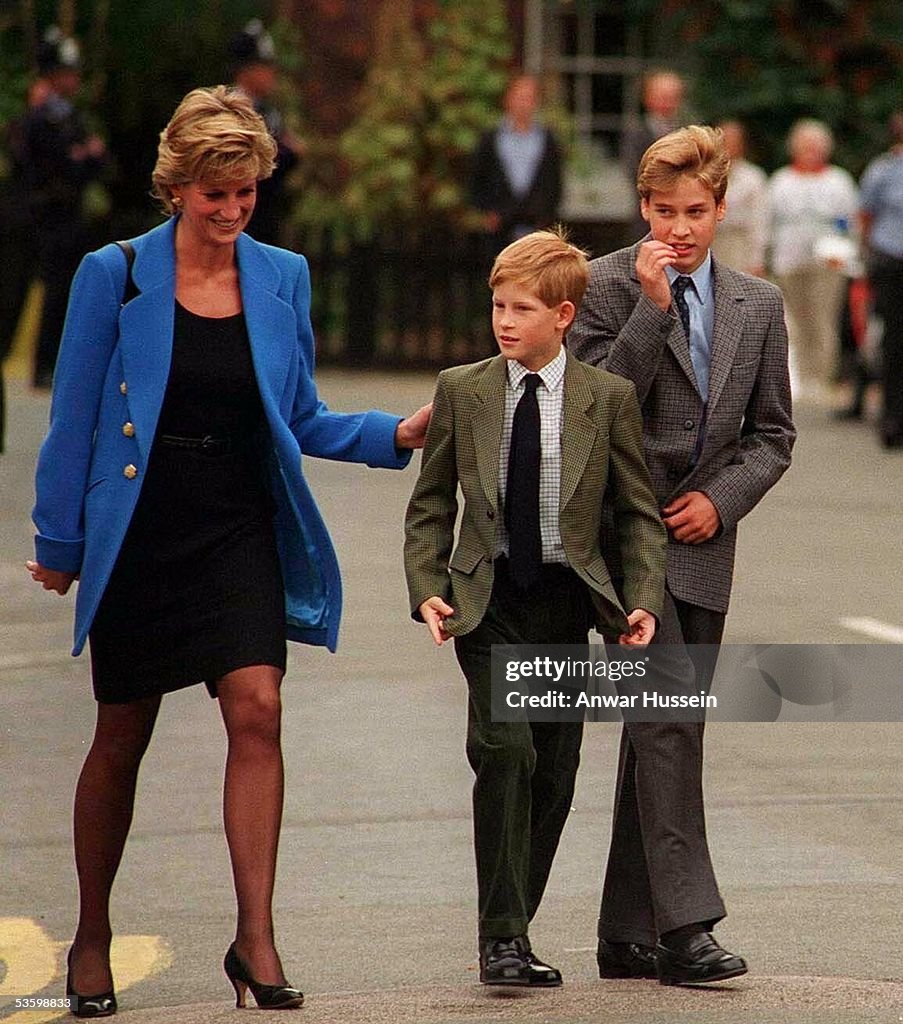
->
[25,560,77,595]
[395,402,433,450]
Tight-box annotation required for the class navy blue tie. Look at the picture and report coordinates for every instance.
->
[506,374,542,589]
[672,275,692,339]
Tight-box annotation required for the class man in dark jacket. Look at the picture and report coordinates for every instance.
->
[470,74,562,260]
[22,28,106,389]
[230,20,305,247]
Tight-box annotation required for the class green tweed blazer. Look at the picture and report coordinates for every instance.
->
[404,349,667,638]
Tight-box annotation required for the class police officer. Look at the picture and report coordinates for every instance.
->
[229,20,305,246]
[23,28,107,388]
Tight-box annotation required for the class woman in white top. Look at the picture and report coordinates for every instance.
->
[768,119,859,399]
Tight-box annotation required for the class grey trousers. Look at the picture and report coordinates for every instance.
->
[598,590,727,944]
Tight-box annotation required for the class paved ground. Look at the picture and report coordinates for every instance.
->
[2,372,903,1024]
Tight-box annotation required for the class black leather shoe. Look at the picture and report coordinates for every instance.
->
[656,931,747,986]
[597,939,657,979]
[479,935,562,987]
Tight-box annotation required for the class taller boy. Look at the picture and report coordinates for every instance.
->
[405,231,666,986]
[569,126,795,983]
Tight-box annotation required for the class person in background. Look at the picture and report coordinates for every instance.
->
[711,120,768,277]
[470,73,563,258]
[230,19,305,247]
[22,27,107,389]
[859,110,903,448]
[27,85,429,1016]
[0,76,50,451]
[768,119,859,402]
[621,70,686,184]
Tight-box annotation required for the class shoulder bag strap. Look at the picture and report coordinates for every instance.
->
[114,240,139,306]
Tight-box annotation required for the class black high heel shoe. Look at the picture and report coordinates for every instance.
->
[223,943,304,1010]
[66,948,117,1018]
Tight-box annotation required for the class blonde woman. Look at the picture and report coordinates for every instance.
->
[28,86,429,1015]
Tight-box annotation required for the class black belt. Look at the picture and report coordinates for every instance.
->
[158,433,232,454]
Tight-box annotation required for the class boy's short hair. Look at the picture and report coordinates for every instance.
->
[637,125,730,203]
[489,229,590,308]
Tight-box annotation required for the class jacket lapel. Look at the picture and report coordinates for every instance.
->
[560,352,598,511]
[706,259,746,414]
[471,356,507,512]
[118,218,176,469]
[236,233,296,408]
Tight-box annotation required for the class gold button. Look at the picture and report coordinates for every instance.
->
[119,381,128,395]
[122,421,135,438]
[123,464,138,480]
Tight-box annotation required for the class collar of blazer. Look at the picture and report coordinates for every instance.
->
[628,241,748,413]
[116,217,296,468]
[469,350,601,514]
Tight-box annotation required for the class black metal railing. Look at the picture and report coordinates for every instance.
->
[299,227,496,369]
[296,220,630,369]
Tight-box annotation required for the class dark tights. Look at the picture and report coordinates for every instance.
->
[68,665,287,994]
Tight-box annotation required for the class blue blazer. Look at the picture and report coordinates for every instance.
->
[33,217,410,656]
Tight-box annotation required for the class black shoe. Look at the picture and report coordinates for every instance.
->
[832,405,863,421]
[596,939,658,979]
[880,418,903,448]
[479,935,562,987]
[223,943,304,1009]
[66,948,117,1018]
[656,931,747,986]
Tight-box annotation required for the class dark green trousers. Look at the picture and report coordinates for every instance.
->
[454,559,592,939]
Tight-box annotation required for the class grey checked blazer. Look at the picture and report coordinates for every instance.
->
[568,242,795,613]
[404,350,667,638]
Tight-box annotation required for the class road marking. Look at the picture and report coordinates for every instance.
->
[0,919,56,997]
[840,617,903,643]
[0,920,171,1024]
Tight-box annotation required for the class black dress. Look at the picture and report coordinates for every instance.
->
[89,302,286,703]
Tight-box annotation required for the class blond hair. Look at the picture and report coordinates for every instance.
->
[152,85,277,214]
[637,125,730,203]
[489,229,590,308]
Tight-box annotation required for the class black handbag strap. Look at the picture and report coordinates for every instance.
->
[114,240,139,306]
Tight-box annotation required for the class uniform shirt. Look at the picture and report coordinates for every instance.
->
[497,348,568,565]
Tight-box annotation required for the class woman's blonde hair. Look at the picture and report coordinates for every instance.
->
[489,228,590,308]
[637,125,730,203]
[152,85,277,214]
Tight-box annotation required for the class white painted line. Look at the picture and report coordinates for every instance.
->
[564,947,597,953]
[839,617,903,643]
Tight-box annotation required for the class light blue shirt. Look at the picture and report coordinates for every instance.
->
[495,117,545,199]
[860,151,903,260]
[666,253,715,401]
